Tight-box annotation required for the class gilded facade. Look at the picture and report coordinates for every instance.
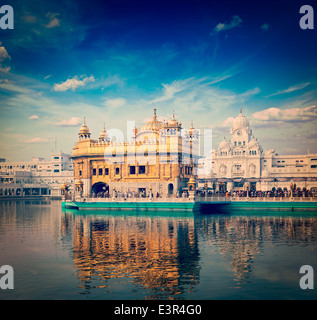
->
[72,108,199,197]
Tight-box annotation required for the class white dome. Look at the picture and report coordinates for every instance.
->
[248,137,257,147]
[218,137,231,150]
[232,111,249,130]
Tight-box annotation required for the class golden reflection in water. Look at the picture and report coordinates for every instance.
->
[60,211,317,299]
[66,213,200,298]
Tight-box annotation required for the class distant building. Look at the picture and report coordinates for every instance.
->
[0,152,74,198]
[198,109,317,193]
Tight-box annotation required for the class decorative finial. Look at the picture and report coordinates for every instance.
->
[84,116,86,124]
[153,106,157,120]
[172,110,175,120]
[240,107,242,114]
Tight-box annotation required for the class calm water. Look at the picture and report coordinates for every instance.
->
[0,200,317,300]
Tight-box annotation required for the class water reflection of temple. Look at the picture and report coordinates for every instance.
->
[68,213,200,299]
[197,214,317,284]
[59,211,317,298]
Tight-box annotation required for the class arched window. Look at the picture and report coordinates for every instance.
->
[220,165,227,177]
[249,164,256,175]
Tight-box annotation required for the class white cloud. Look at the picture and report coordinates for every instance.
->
[28,115,39,120]
[45,12,60,28]
[265,82,310,97]
[221,117,235,127]
[55,117,82,127]
[46,18,60,28]
[100,75,125,90]
[252,105,317,123]
[240,87,261,97]
[53,75,95,91]
[25,137,50,144]
[0,79,30,93]
[0,42,11,73]
[104,98,126,109]
[0,66,11,73]
[152,76,233,104]
[0,46,10,61]
[214,16,242,32]
[252,107,280,121]
[23,15,37,23]
[152,79,192,103]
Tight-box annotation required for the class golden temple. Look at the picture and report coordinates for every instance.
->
[72,108,199,198]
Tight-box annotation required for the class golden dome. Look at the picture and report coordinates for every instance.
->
[140,108,163,132]
[99,123,108,140]
[188,120,194,135]
[79,118,90,134]
[141,121,163,131]
[164,111,182,129]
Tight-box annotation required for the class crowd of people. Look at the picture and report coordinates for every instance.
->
[197,188,317,198]
[92,190,164,199]
[91,187,317,199]
[91,189,191,199]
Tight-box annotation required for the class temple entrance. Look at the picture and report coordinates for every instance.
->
[219,182,227,193]
[234,181,244,189]
[250,182,256,190]
[92,182,109,196]
[168,183,174,195]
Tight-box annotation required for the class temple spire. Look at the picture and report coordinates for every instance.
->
[153,106,157,120]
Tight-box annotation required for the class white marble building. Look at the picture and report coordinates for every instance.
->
[198,109,317,193]
[0,152,74,197]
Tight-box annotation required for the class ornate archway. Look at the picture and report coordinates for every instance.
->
[168,183,174,195]
[92,182,109,195]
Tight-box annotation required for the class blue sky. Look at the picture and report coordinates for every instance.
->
[0,0,317,160]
